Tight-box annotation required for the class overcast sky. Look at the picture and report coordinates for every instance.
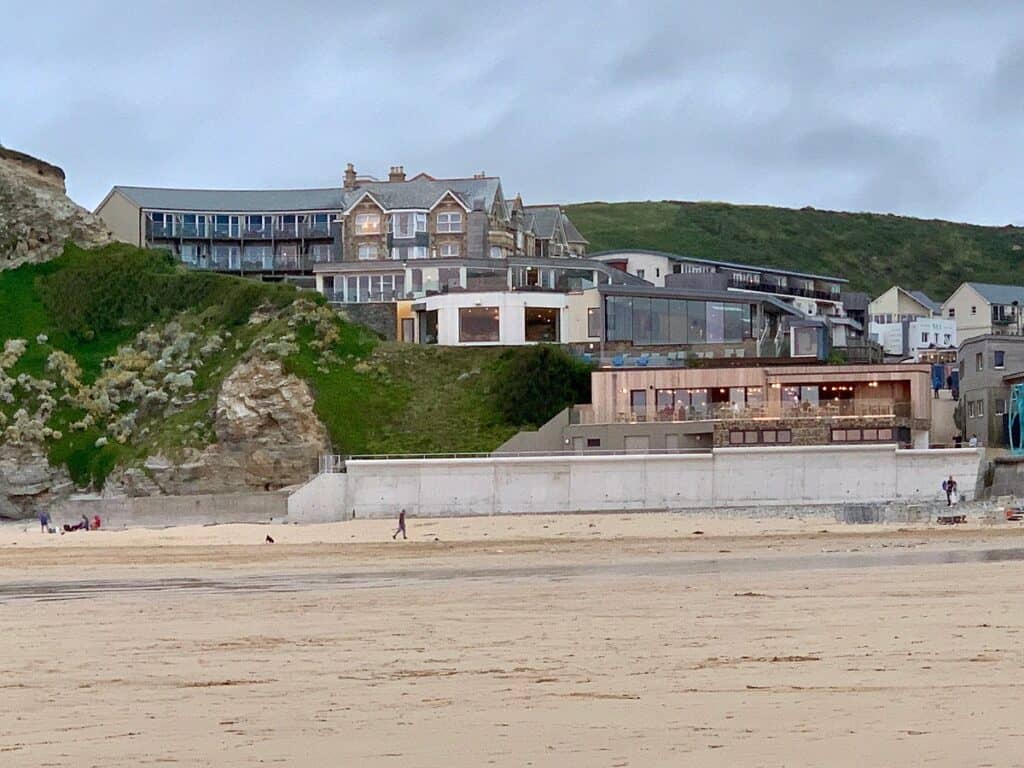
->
[2,1,1023,224]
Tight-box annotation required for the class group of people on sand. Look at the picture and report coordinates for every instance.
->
[38,511,101,534]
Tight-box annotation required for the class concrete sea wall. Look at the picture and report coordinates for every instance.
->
[287,445,982,522]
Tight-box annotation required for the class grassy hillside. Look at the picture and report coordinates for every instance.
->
[1,244,587,488]
[565,201,1024,299]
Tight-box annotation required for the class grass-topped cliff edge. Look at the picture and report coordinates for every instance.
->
[0,244,590,489]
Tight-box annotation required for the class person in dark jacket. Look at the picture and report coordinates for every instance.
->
[392,509,407,540]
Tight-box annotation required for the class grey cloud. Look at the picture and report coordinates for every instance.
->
[2,1,1024,224]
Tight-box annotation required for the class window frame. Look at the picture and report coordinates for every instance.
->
[354,213,381,235]
[436,212,463,233]
[357,244,378,261]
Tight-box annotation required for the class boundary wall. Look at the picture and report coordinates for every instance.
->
[287,445,982,522]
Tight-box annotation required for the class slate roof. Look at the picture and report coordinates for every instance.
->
[908,290,940,313]
[967,282,1024,306]
[523,205,562,238]
[561,213,588,244]
[353,176,501,212]
[112,185,346,212]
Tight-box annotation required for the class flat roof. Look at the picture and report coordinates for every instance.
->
[587,248,848,284]
[597,283,809,318]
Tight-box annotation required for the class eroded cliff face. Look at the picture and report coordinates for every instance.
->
[0,147,113,269]
[109,356,330,496]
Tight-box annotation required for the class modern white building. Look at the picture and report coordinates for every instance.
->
[868,286,955,356]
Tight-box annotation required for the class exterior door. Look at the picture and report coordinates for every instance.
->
[572,437,586,453]
[401,318,414,343]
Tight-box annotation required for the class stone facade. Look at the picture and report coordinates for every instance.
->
[711,416,911,447]
[336,302,398,340]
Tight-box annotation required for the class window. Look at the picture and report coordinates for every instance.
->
[971,306,977,315]
[358,244,378,260]
[976,352,984,372]
[792,326,820,357]
[181,213,206,237]
[944,334,951,345]
[390,212,426,238]
[630,390,647,420]
[968,401,975,418]
[246,215,270,234]
[636,269,645,280]
[524,307,560,342]
[655,268,660,278]
[458,306,500,342]
[439,243,460,258]
[996,398,1007,416]
[948,308,955,318]
[586,437,601,448]
[921,332,929,343]
[436,212,463,233]
[977,399,985,417]
[728,429,791,445]
[354,213,380,235]
[994,350,1005,369]
[489,246,503,259]
[213,214,240,237]
[309,243,333,263]
[587,307,601,338]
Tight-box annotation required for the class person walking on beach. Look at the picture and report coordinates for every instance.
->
[943,475,958,506]
[392,509,407,540]
[39,510,49,533]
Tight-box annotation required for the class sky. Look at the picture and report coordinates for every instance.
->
[2,1,1023,224]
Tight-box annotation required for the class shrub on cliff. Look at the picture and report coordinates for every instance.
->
[489,345,592,428]
[37,243,296,340]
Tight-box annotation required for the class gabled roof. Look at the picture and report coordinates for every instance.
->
[587,249,848,284]
[908,290,940,313]
[109,185,346,213]
[965,282,1024,306]
[353,176,500,212]
[870,285,934,316]
[561,213,588,244]
[523,205,563,239]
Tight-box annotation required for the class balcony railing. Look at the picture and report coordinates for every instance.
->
[149,222,335,241]
[574,400,912,426]
[181,252,340,272]
[727,278,839,302]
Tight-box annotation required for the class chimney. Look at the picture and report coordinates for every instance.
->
[466,198,489,260]
[389,165,406,183]
[343,163,357,190]
[473,171,486,179]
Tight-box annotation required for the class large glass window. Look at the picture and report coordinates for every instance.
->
[358,244,377,260]
[439,268,462,291]
[587,307,601,338]
[632,297,652,345]
[688,300,707,343]
[355,213,381,235]
[181,213,206,237]
[792,326,819,357]
[459,307,500,342]
[213,214,239,237]
[651,298,671,344]
[606,296,633,342]
[669,300,688,344]
[706,302,726,343]
[439,243,460,258]
[722,303,745,341]
[525,307,560,342]
[436,212,463,233]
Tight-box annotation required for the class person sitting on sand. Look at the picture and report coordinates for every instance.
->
[92,515,101,531]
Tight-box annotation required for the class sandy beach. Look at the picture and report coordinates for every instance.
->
[2,513,1023,766]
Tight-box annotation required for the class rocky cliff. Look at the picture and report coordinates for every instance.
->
[0,146,113,269]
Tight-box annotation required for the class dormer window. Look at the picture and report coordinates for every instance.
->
[437,212,463,233]
[355,213,380,235]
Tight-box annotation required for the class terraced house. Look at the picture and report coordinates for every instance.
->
[94,164,587,288]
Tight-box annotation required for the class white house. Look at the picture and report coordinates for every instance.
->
[411,291,584,346]
[868,286,955,356]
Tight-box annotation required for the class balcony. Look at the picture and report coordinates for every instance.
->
[727,278,839,302]
[574,400,911,426]
[149,222,335,242]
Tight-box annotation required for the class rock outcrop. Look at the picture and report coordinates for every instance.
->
[0,442,74,520]
[0,146,113,269]
[107,356,330,496]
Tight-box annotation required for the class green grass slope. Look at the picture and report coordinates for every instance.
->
[566,201,1024,299]
[1,244,586,488]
